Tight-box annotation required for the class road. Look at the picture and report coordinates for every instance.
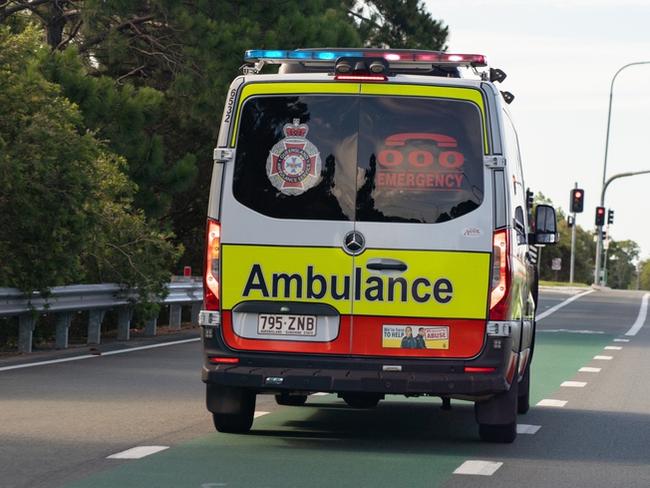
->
[1,288,649,488]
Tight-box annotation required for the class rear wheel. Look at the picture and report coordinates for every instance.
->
[207,385,256,434]
[275,393,308,406]
[475,379,518,443]
[342,393,382,409]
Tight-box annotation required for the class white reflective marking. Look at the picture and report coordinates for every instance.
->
[107,446,169,459]
[613,338,630,343]
[561,381,587,388]
[254,411,270,418]
[537,329,604,334]
[536,289,595,321]
[312,392,329,396]
[625,293,650,336]
[579,367,601,373]
[517,424,541,434]
[453,460,503,476]
[537,399,567,407]
[0,338,201,373]
[604,346,622,350]
[594,355,613,360]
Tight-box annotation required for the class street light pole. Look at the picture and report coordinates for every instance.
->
[595,61,650,285]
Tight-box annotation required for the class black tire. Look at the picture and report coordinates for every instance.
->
[479,422,517,443]
[209,387,256,434]
[275,393,308,406]
[517,364,531,415]
[342,393,381,409]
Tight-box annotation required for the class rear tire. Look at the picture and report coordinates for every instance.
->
[275,393,308,406]
[479,422,517,443]
[342,393,381,409]
[207,385,256,434]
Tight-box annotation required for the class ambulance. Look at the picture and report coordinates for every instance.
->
[199,48,558,443]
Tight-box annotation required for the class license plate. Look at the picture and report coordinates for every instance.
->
[257,314,317,337]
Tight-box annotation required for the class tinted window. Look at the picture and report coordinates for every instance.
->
[233,95,358,221]
[356,97,484,223]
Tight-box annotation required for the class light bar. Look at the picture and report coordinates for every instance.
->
[244,49,487,67]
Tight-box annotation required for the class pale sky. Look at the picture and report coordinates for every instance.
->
[426,0,650,260]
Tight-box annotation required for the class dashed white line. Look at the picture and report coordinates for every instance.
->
[536,289,595,322]
[604,346,622,350]
[517,424,541,434]
[537,399,567,407]
[454,460,503,476]
[579,367,601,373]
[613,338,630,343]
[594,355,613,360]
[561,381,587,388]
[625,293,650,336]
[254,411,270,418]
[107,446,169,459]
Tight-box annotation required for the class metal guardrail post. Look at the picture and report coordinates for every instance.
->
[55,312,73,349]
[18,314,36,353]
[169,304,182,330]
[117,307,133,341]
[87,310,106,345]
[191,302,201,325]
[144,317,158,337]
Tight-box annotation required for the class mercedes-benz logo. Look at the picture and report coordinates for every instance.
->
[344,231,366,255]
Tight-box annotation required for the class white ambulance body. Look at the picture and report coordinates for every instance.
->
[199,49,558,443]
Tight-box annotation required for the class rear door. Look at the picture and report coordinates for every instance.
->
[350,84,493,359]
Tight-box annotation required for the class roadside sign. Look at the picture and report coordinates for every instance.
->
[551,258,562,271]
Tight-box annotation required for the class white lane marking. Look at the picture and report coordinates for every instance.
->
[107,446,169,459]
[579,367,601,373]
[625,293,650,336]
[453,460,503,476]
[536,289,595,322]
[537,329,604,334]
[604,346,622,350]
[312,392,329,396]
[537,399,567,407]
[517,424,541,435]
[561,381,587,388]
[594,355,613,360]
[613,338,630,343]
[254,411,270,418]
[0,338,200,373]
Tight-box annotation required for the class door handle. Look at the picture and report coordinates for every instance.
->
[366,259,408,272]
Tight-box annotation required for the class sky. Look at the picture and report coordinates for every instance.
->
[426,0,650,260]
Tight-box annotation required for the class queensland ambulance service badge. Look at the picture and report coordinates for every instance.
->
[266,119,322,195]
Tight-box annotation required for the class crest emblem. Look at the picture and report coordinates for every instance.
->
[266,119,322,195]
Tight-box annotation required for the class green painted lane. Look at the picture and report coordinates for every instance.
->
[64,332,612,488]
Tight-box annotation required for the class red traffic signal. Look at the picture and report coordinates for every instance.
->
[570,188,584,213]
[595,206,605,226]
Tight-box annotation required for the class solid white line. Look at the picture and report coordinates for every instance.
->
[604,346,622,350]
[536,289,595,322]
[453,460,503,476]
[254,411,270,418]
[0,338,200,373]
[537,329,604,335]
[613,338,630,343]
[579,367,601,373]
[625,293,650,336]
[517,424,541,435]
[107,446,169,459]
[537,399,567,407]
[561,381,587,388]
[594,355,613,360]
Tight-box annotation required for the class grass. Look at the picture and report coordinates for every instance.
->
[539,280,590,288]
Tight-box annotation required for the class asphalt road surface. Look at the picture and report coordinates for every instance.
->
[1,288,649,488]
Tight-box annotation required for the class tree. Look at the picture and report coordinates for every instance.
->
[639,260,650,290]
[605,240,640,290]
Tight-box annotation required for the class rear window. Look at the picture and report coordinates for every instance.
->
[232,93,484,223]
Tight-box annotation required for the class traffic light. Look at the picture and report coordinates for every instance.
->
[601,230,607,241]
[526,188,534,209]
[567,215,574,227]
[570,188,584,213]
[607,209,614,225]
[595,206,605,226]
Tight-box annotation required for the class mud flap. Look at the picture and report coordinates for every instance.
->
[474,378,518,425]
[206,383,255,414]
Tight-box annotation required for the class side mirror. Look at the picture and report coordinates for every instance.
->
[532,204,558,245]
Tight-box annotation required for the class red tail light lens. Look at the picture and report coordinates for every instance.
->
[489,229,510,319]
[209,356,239,364]
[464,366,497,374]
[204,218,221,311]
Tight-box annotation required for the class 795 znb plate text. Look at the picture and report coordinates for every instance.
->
[257,314,317,336]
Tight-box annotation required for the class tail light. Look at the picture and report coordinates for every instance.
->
[489,229,510,320]
[204,218,221,311]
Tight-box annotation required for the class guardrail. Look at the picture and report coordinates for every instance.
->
[0,280,203,353]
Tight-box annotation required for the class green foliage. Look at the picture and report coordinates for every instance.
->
[0,25,181,301]
[605,240,639,290]
[639,260,650,290]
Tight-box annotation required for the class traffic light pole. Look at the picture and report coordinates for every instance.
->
[594,170,650,285]
[569,182,577,284]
